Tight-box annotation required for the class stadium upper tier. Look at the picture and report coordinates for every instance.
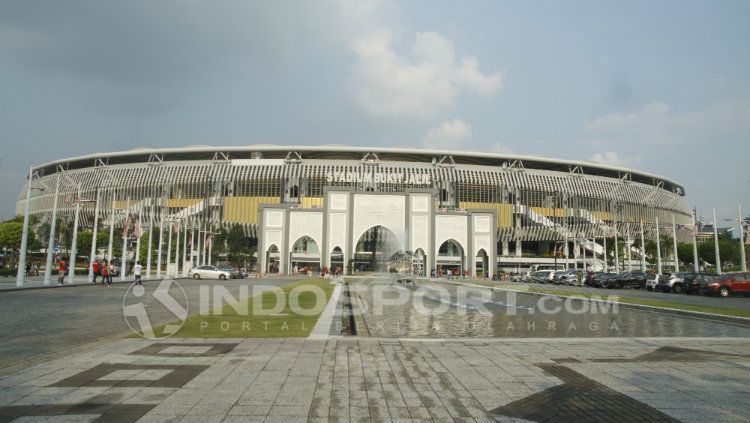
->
[17,145,691,240]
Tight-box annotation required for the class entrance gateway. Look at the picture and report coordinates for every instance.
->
[259,188,496,276]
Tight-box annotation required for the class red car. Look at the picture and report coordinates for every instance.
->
[703,272,750,297]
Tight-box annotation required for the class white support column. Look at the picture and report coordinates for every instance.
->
[44,174,61,286]
[207,230,213,266]
[68,184,82,284]
[671,215,679,272]
[146,202,154,278]
[120,197,130,281]
[501,240,509,256]
[639,220,646,271]
[156,207,165,278]
[739,204,747,272]
[603,234,608,271]
[195,227,201,267]
[712,208,721,275]
[182,224,188,277]
[16,167,34,287]
[515,240,522,257]
[88,188,101,283]
[655,216,662,275]
[563,237,569,269]
[135,210,142,266]
[626,222,632,272]
[613,227,620,273]
[107,192,116,263]
[166,221,173,277]
[174,220,181,277]
[202,223,208,266]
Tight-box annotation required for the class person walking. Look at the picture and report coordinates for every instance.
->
[57,257,66,285]
[92,259,100,284]
[134,262,142,285]
[101,260,109,286]
[26,261,32,276]
[107,261,115,286]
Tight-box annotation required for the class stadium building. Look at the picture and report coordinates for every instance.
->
[16,146,692,276]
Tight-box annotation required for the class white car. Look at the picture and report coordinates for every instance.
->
[645,273,659,291]
[188,265,231,280]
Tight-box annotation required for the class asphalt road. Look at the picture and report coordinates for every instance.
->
[0,277,298,373]
[523,281,750,310]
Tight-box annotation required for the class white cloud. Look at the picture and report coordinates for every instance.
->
[588,151,640,167]
[585,102,750,147]
[349,26,501,117]
[421,119,472,149]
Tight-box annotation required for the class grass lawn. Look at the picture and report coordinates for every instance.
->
[151,277,336,338]
[458,280,750,319]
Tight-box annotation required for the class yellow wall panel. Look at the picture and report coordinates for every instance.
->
[459,202,513,228]
[223,196,280,224]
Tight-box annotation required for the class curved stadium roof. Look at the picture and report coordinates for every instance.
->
[30,145,685,196]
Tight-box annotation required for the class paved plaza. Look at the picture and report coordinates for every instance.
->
[1,337,750,422]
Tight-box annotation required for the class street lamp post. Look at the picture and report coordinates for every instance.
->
[16,167,34,287]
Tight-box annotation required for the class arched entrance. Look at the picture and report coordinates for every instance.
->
[414,248,426,276]
[353,225,400,272]
[475,248,489,278]
[330,246,343,275]
[266,244,280,274]
[290,236,320,274]
[436,239,464,277]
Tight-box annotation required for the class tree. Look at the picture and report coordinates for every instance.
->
[211,225,255,266]
[0,220,38,269]
[677,242,694,265]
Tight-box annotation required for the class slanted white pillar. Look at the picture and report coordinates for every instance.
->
[120,197,130,281]
[44,174,61,286]
[68,184,82,284]
[88,188,101,283]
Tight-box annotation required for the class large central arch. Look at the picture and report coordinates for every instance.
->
[353,225,401,272]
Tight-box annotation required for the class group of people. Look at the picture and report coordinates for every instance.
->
[90,259,115,286]
[24,261,40,276]
[90,259,143,286]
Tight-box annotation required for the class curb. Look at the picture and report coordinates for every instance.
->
[434,279,750,327]
[0,277,169,292]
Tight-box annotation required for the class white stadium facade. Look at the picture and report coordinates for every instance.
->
[16,146,693,277]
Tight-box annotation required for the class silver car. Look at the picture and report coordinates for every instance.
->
[188,265,231,280]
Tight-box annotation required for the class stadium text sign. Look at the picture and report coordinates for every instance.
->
[325,171,431,185]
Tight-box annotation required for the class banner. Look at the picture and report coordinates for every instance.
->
[122,213,131,238]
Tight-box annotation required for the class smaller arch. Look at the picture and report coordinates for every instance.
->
[475,248,489,278]
[290,236,320,274]
[266,244,280,274]
[436,239,465,277]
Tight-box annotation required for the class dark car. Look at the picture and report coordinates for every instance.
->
[702,272,750,297]
[682,272,719,295]
[587,272,617,288]
[604,271,648,289]
[655,272,691,293]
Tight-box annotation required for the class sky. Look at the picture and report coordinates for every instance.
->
[0,0,748,232]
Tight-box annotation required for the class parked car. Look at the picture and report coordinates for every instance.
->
[682,272,718,295]
[655,272,691,293]
[604,271,649,289]
[553,270,579,285]
[587,272,617,288]
[529,270,556,283]
[188,265,231,280]
[220,267,245,279]
[702,272,750,297]
[645,273,660,291]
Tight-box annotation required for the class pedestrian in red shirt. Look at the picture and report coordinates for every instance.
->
[92,260,100,284]
[57,257,66,285]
